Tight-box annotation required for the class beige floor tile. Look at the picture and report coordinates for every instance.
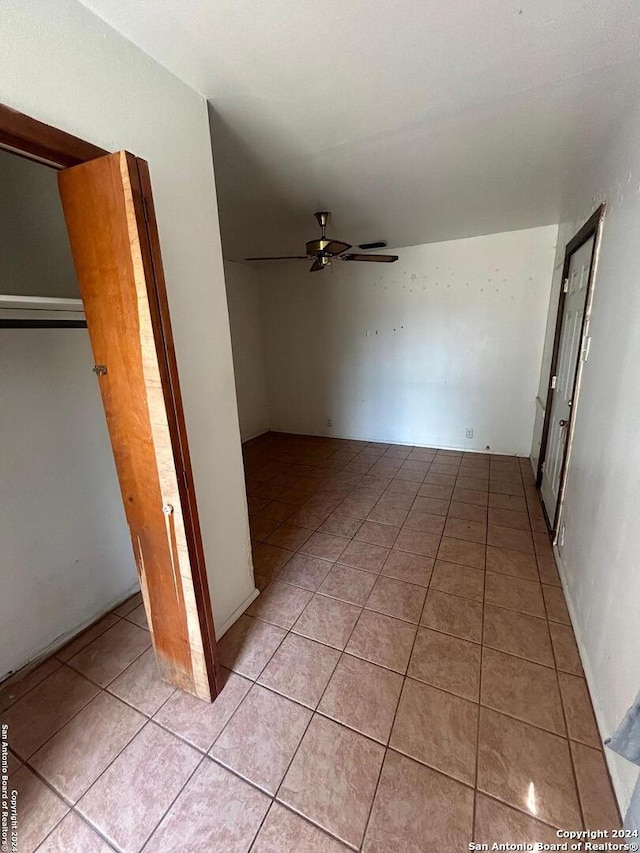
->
[558,672,601,747]
[278,715,384,848]
[570,741,621,830]
[346,610,417,673]
[250,516,282,546]
[431,559,485,601]
[364,751,474,852]
[367,501,410,525]
[484,571,545,617]
[408,628,481,701]
[246,582,313,629]
[485,544,539,581]
[412,494,450,515]
[448,500,487,522]
[265,522,313,550]
[276,553,334,590]
[437,536,485,569]
[252,544,294,578]
[394,527,441,558]
[292,594,361,649]
[299,531,350,561]
[154,671,251,751]
[258,634,340,708]
[355,520,400,547]
[487,524,534,554]
[318,654,403,743]
[77,722,201,850]
[317,564,377,605]
[252,802,349,852]
[380,549,433,586]
[483,604,554,666]
[477,707,581,828]
[488,507,531,531]
[421,589,483,642]
[55,614,121,662]
[365,575,426,623]
[403,509,446,535]
[443,517,487,543]
[319,512,363,537]
[107,647,176,716]
[218,614,286,679]
[7,751,21,775]
[418,483,454,500]
[114,592,143,616]
[38,811,112,852]
[211,684,311,794]
[549,622,583,675]
[543,584,571,624]
[0,657,62,713]
[452,487,488,507]
[489,480,525,497]
[481,647,564,734]
[30,692,145,803]
[338,539,390,572]
[424,471,456,486]
[8,766,68,850]
[538,552,562,586]
[488,492,528,512]
[391,679,478,784]
[456,475,489,492]
[2,665,99,758]
[473,793,561,847]
[124,603,149,629]
[67,620,151,687]
[256,500,297,522]
[144,758,270,852]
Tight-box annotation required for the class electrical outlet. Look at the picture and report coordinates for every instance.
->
[326,418,333,428]
[466,428,474,439]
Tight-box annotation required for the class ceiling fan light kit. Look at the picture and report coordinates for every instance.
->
[245,211,399,272]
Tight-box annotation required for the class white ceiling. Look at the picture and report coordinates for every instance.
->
[81,0,640,260]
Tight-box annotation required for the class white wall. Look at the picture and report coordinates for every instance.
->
[0,0,255,638]
[260,226,557,455]
[0,150,79,298]
[536,99,640,813]
[223,261,269,441]
[0,328,137,679]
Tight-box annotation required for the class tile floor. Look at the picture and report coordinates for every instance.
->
[1,433,621,851]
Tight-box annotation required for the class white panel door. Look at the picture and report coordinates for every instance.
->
[540,235,595,524]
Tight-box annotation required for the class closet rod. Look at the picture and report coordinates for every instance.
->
[0,319,87,328]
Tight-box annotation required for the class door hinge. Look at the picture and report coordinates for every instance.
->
[563,277,569,293]
[581,336,592,362]
[550,375,557,390]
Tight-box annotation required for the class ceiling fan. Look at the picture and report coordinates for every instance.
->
[245,211,399,272]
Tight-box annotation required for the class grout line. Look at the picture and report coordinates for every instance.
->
[10,435,601,849]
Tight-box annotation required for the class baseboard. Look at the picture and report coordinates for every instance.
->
[553,545,627,817]
[241,429,272,447]
[0,581,141,686]
[215,587,260,638]
[268,427,525,456]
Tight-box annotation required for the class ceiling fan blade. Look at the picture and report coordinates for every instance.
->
[309,259,326,272]
[341,254,399,263]
[244,255,309,261]
[323,239,352,255]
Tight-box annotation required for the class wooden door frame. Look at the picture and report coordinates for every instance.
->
[537,204,605,534]
[0,103,221,699]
